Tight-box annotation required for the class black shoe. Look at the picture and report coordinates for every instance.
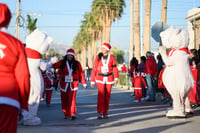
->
[103,115,108,119]
[71,115,76,120]
[146,99,156,102]
[64,116,68,119]
[97,113,103,120]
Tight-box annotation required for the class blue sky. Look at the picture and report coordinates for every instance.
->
[1,0,200,52]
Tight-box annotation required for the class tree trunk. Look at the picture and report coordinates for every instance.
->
[92,39,97,63]
[88,44,93,68]
[143,0,151,55]
[82,46,87,69]
[134,0,141,60]
[161,0,167,23]
[129,0,134,62]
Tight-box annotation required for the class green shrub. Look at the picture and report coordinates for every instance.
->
[118,73,130,86]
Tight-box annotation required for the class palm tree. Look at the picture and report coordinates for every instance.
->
[129,0,134,62]
[143,0,151,55]
[134,0,141,60]
[92,0,126,43]
[161,0,167,23]
[27,14,37,34]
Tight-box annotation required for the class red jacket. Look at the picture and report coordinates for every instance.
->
[132,72,147,88]
[44,76,57,90]
[91,54,119,85]
[0,31,30,111]
[144,56,158,77]
[53,60,86,92]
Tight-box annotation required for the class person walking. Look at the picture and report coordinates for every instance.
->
[90,43,119,119]
[52,48,87,120]
[43,70,57,106]
[144,51,158,101]
[0,4,30,133]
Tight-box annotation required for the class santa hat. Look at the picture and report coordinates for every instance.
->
[66,48,75,56]
[102,43,111,51]
[0,3,11,27]
[46,70,53,77]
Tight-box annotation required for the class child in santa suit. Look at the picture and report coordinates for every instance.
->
[91,43,119,119]
[0,4,30,133]
[52,49,87,120]
[132,69,147,102]
[43,70,57,105]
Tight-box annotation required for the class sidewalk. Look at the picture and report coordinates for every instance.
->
[17,85,200,133]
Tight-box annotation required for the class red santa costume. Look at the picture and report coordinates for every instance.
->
[90,43,119,119]
[121,64,127,73]
[52,49,87,120]
[43,70,57,105]
[132,71,147,102]
[0,4,30,133]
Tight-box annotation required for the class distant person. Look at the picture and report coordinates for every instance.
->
[0,4,30,133]
[189,49,199,67]
[137,56,146,73]
[144,51,158,101]
[132,69,147,102]
[43,70,58,106]
[121,63,127,73]
[128,57,139,96]
[90,43,119,119]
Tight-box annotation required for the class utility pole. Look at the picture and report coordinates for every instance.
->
[15,0,21,38]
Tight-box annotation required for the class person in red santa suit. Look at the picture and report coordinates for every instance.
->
[52,49,87,120]
[121,63,127,73]
[0,4,30,133]
[43,70,58,106]
[132,69,147,102]
[90,43,119,119]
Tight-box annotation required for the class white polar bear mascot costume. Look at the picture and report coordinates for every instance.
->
[22,29,53,125]
[159,26,194,118]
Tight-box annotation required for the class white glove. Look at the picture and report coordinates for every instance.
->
[50,56,58,64]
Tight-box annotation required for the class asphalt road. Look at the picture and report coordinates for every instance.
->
[17,83,200,133]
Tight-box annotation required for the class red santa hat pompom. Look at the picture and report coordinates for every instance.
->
[102,43,111,51]
[0,3,11,28]
[66,48,75,56]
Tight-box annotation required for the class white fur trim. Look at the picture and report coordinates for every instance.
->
[115,78,118,81]
[96,80,114,84]
[67,52,74,56]
[102,45,110,51]
[0,97,20,109]
[91,82,95,85]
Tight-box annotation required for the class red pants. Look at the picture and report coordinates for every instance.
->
[96,83,112,115]
[60,87,77,117]
[45,90,53,104]
[0,105,18,133]
[134,88,142,101]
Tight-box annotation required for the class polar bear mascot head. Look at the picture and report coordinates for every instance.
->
[159,26,194,118]
[23,29,53,126]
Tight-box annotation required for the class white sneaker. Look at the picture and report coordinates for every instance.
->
[133,100,139,102]
[141,97,145,101]
[130,92,135,97]
[144,96,150,100]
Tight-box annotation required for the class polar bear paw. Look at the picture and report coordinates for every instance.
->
[23,116,41,126]
[166,110,186,119]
